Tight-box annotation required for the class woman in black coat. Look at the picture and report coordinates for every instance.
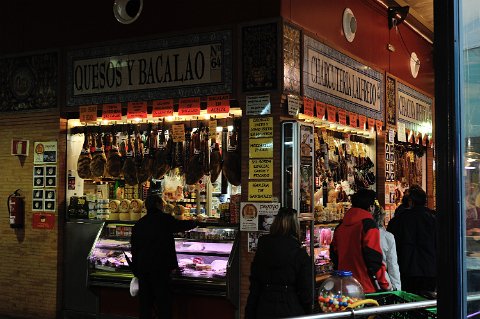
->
[245,207,313,319]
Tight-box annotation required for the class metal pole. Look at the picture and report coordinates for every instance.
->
[290,299,437,319]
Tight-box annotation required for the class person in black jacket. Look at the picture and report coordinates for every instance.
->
[387,185,437,296]
[130,194,197,319]
[245,207,313,319]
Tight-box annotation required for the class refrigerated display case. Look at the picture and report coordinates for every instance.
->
[87,221,239,303]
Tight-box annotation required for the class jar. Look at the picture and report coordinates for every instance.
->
[318,270,365,313]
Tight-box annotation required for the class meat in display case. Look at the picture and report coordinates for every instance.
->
[87,221,239,301]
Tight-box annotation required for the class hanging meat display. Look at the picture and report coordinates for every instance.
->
[183,127,192,176]
[186,127,205,185]
[106,125,123,178]
[138,124,153,184]
[202,126,210,176]
[123,127,138,186]
[77,127,92,179]
[210,129,222,183]
[90,128,107,179]
[223,119,241,186]
[152,122,172,180]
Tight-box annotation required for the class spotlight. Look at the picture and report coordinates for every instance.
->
[388,6,409,29]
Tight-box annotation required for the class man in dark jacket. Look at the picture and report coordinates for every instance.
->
[130,194,197,319]
[387,188,410,236]
[330,189,390,293]
[387,185,436,295]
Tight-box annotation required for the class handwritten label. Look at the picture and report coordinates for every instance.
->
[171,124,185,142]
[152,99,174,117]
[249,117,273,138]
[207,95,230,113]
[249,137,273,158]
[79,105,97,123]
[327,105,337,122]
[178,97,201,116]
[249,159,273,179]
[247,94,271,115]
[316,101,326,120]
[248,181,273,202]
[303,97,314,117]
[102,103,122,121]
[127,101,147,119]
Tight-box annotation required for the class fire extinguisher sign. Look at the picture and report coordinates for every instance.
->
[11,139,30,156]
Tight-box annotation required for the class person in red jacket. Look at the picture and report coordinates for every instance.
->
[330,188,390,293]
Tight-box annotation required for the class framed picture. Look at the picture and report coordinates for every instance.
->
[45,177,56,188]
[45,166,56,177]
[33,189,43,200]
[32,200,43,211]
[33,166,44,177]
[44,200,55,212]
[33,177,44,188]
[45,190,56,200]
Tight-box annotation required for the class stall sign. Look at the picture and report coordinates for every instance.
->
[240,202,280,231]
[397,122,407,142]
[34,141,57,164]
[247,94,271,115]
[178,97,201,116]
[315,101,326,120]
[303,97,314,117]
[249,117,273,139]
[368,118,375,131]
[327,105,337,122]
[397,82,433,132]
[207,95,230,113]
[303,35,383,119]
[79,105,97,123]
[102,103,122,121]
[249,138,273,158]
[127,101,147,119]
[287,95,300,116]
[247,182,273,202]
[32,213,55,230]
[338,109,347,126]
[349,112,358,128]
[152,99,174,117]
[209,120,217,139]
[249,159,273,179]
[171,124,185,142]
[388,129,395,143]
[358,115,367,130]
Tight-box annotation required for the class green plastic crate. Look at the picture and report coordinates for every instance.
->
[365,291,437,319]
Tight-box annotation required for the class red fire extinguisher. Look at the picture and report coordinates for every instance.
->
[8,189,24,228]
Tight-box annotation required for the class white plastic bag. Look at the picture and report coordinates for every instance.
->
[130,276,139,297]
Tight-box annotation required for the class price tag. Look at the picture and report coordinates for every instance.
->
[287,95,300,116]
[152,100,174,118]
[376,120,383,132]
[179,97,201,116]
[349,112,358,128]
[102,103,122,121]
[358,115,367,130]
[321,128,328,142]
[303,97,314,117]
[315,101,326,120]
[127,102,147,119]
[338,109,347,126]
[79,105,97,123]
[207,95,230,114]
[327,105,337,122]
[171,124,185,142]
[368,118,376,131]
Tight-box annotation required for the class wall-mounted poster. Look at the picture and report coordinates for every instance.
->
[34,141,57,164]
[386,75,397,127]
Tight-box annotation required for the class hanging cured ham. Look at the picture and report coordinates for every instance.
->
[138,125,153,184]
[123,127,138,186]
[106,125,123,178]
[209,128,222,183]
[152,122,171,179]
[186,127,204,185]
[90,128,107,179]
[77,128,92,179]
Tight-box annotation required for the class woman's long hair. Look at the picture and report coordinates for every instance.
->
[270,207,301,240]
